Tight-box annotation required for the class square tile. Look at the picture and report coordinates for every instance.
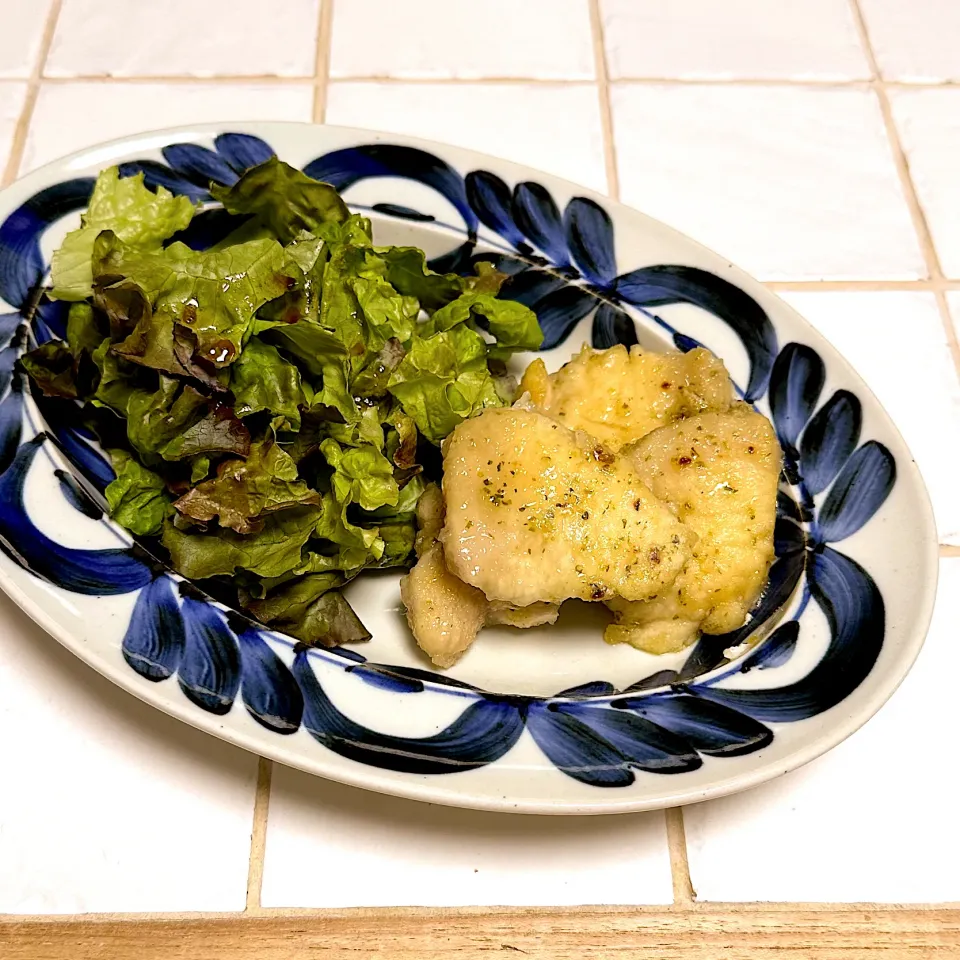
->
[0,592,257,913]
[889,88,960,278]
[684,557,960,903]
[0,0,55,79]
[331,0,594,80]
[611,84,924,280]
[261,767,673,907]
[0,83,27,172]
[601,0,869,81]
[23,82,314,172]
[781,291,960,545]
[327,82,608,192]
[860,0,960,82]
[46,0,321,78]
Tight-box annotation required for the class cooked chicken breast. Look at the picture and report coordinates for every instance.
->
[519,343,733,452]
[400,542,489,669]
[605,403,781,654]
[400,484,559,668]
[440,407,695,607]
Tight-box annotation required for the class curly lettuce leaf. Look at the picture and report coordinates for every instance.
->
[309,361,360,424]
[352,275,418,344]
[156,239,298,366]
[352,338,405,399]
[66,302,105,357]
[319,438,399,511]
[51,167,197,301]
[162,504,322,579]
[162,406,251,461]
[374,246,462,310]
[19,341,79,398]
[322,403,385,450]
[210,158,349,243]
[428,292,543,357]
[243,572,370,647]
[91,339,148,414]
[93,233,298,367]
[104,449,171,536]
[110,292,228,392]
[173,440,320,534]
[387,324,500,443]
[229,337,303,430]
[124,376,250,463]
[259,321,347,377]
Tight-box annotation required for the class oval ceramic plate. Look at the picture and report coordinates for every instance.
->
[0,122,938,814]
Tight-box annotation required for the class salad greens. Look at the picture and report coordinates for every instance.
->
[21,158,542,647]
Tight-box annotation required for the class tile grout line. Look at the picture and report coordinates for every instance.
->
[23,74,960,89]
[664,808,696,903]
[588,1,620,201]
[1,0,62,186]
[848,0,960,383]
[312,0,335,123]
[244,757,274,913]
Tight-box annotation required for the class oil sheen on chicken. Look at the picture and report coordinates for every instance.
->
[440,407,695,608]
[605,403,781,654]
[400,484,559,668]
[518,343,733,452]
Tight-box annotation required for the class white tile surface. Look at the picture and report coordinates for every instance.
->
[611,84,924,280]
[22,82,314,172]
[0,592,257,914]
[327,82,608,192]
[0,0,54,78]
[0,82,27,169]
[685,556,959,903]
[860,0,960,82]
[779,291,960,544]
[46,0,321,78]
[261,766,673,907]
[889,88,960,278]
[331,0,594,80]
[601,0,869,81]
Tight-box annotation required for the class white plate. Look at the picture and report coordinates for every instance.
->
[0,122,938,813]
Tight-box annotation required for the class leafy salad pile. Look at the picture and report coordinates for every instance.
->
[21,159,543,646]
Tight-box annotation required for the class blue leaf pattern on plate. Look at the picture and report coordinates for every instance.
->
[799,389,862,495]
[213,133,276,173]
[818,441,896,543]
[178,597,241,715]
[592,301,638,350]
[769,342,825,451]
[162,143,239,189]
[236,626,303,734]
[564,197,616,287]
[512,182,568,266]
[465,171,526,250]
[122,576,185,682]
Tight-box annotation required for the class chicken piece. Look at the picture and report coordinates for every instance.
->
[400,484,559,668]
[519,344,733,452]
[605,403,781,654]
[400,542,489,668]
[440,407,695,607]
[486,601,560,628]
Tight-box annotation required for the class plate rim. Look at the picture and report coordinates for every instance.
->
[0,119,939,814]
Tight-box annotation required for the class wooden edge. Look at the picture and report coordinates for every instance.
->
[2,905,959,959]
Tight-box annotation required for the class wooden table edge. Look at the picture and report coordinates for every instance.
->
[2,903,959,958]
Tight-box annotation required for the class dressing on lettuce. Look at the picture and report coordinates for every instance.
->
[20,159,543,647]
